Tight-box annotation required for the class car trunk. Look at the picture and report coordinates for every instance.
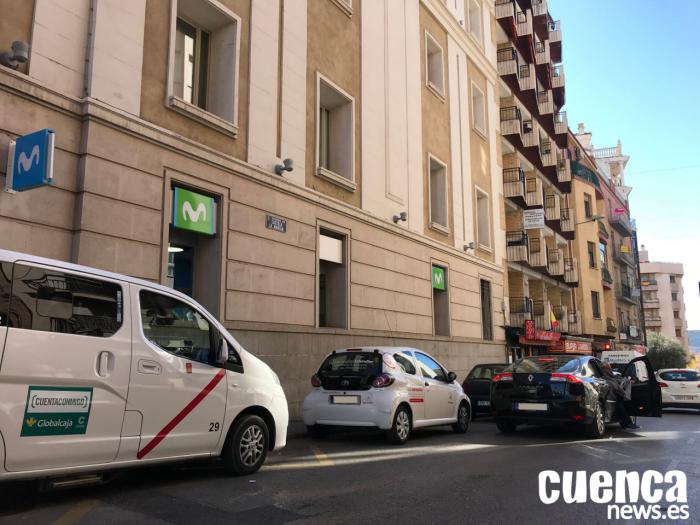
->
[317,351,384,391]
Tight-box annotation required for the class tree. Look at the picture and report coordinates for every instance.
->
[646,332,689,370]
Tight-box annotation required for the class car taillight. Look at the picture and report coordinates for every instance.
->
[550,373,583,384]
[372,374,395,388]
[311,374,321,388]
[658,381,669,388]
[492,372,513,382]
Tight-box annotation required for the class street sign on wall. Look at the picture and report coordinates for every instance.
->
[172,187,215,235]
[523,208,545,229]
[5,128,55,192]
[432,266,446,290]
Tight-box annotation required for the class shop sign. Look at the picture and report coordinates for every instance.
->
[523,208,545,229]
[525,320,535,340]
[535,330,561,341]
[6,128,55,192]
[172,187,215,235]
[551,340,593,353]
[432,266,446,290]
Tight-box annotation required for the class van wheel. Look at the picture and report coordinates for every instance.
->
[496,419,517,433]
[223,415,269,476]
[452,402,470,434]
[386,405,411,445]
[584,401,606,439]
[307,425,330,439]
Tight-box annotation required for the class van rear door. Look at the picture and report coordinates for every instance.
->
[0,262,131,472]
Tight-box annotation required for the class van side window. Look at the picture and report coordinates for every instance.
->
[139,290,212,365]
[0,263,11,327]
[10,264,123,337]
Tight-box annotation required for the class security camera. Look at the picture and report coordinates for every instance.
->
[392,211,408,224]
[274,158,294,176]
[463,242,475,251]
[0,41,30,69]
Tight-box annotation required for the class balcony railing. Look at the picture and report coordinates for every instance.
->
[537,90,553,115]
[554,111,567,135]
[552,64,565,89]
[525,177,543,207]
[608,213,634,237]
[602,267,614,285]
[540,140,555,166]
[645,316,662,327]
[617,283,639,304]
[672,300,681,310]
[504,168,526,201]
[519,64,535,91]
[529,247,547,268]
[535,41,549,65]
[506,231,529,263]
[495,0,515,20]
[674,318,684,328]
[560,207,574,233]
[516,10,532,37]
[564,257,579,284]
[670,281,680,293]
[509,296,533,328]
[497,47,518,77]
[545,194,560,221]
[567,310,581,335]
[613,243,635,267]
[549,19,561,43]
[532,0,548,18]
[571,161,602,189]
[500,106,522,138]
[557,157,571,184]
[533,300,552,331]
[547,248,564,276]
[522,121,539,148]
[642,279,658,291]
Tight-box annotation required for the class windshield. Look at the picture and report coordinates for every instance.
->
[508,356,581,374]
[659,370,699,382]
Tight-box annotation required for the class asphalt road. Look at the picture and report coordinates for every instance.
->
[1,410,699,525]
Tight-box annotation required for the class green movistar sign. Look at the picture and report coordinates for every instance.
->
[172,187,215,235]
[432,266,446,291]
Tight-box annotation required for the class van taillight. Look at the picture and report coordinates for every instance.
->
[492,373,513,382]
[372,374,394,388]
[311,374,321,387]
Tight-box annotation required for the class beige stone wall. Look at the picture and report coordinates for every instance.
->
[0,0,34,76]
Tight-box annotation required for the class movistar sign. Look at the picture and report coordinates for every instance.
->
[6,128,55,192]
[172,187,215,235]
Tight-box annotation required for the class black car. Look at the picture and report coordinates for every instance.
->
[461,363,508,415]
[490,354,662,438]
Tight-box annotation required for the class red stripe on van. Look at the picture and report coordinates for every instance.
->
[136,368,226,460]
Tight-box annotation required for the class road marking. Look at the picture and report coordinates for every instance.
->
[52,499,99,525]
[310,444,334,467]
[137,369,226,459]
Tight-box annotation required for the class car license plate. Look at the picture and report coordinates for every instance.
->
[331,395,360,405]
[516,402,548,411]
[674,395,695,401]
[478,401,490,406]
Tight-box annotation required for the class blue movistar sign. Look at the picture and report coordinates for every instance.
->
[7,129,55,192]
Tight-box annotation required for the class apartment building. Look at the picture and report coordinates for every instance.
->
[640,247,689,349]
[0,0,507,416]
[494,0,587,359]
[576,125,645,353]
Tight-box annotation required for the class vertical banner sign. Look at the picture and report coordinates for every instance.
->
[172,187,215,235]
[6,128,55,192]
[21,386,93,436]
[432,266,446,290]
[525,320,535,340]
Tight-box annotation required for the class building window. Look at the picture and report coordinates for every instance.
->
[432,264,450,336]
[316,74,356,190]
[476,188,491,249]
[672,292,678,301]
[591,291,601,319]
[168,0,241,136]
[599,242,608,269]
[670,275,676,283]
[468,0,483,43]
[480,279,492,341]
[676,329,682,337]
[318,229,348,328]
[673,310,680,319]
[587,242,597,268]
[471,82,486,135]
[584,193,593,219]
[424,32,445,96]
[429,155,449,231]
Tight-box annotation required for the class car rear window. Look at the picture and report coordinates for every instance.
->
[468,365,507,380]
[319,352,383,376]
[659,370,699,382]
[509,356,581,374]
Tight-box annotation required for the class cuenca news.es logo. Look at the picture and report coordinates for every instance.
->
[539,470,690,521]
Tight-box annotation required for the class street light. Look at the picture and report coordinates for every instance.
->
[575,214,604,226]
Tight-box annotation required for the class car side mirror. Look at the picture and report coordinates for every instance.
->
[216,338,228,365]
[447,371,457,382]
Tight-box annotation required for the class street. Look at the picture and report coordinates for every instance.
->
[1,411,698,525]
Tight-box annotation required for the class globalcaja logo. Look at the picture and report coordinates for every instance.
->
[539,470,690,521]
[21,387,93,437]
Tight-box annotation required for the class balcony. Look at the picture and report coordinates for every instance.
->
[509,296,533,328]
[602,267,614,288]
[537,90,553,116]
[544,194,560,221]
[522,120,540,149]
[598,221,609,240]
[556,157,571,186]
[551,64,565,106]
[528,241,547,268]
[644,296,659,307]
[534,41,551,88]
[670,281,680,293]
[674,318,684,328]
[617,283,639,305]
[547,248,564,277]
[503,167,526,206]
[500,106,523,146]
[497,47,518,78]
[641,278,658,291]
[540,139,555,167]
[567,310,581,335]
[549,19,562,62]
[613,244,635,267]
[533,300,552,331]
[672,299,682,310]
[608,213,634,237]
[552,304,568,334]
[506,231,529,264]
[560,208,574,238]
[518,63,536,93]
[531,0,550,40]
[525,176,543,207]
[495,0,517,39]
[554,110,567,136]
[645,316,662,328]
[515,10,533,40]
[564,257,579,285]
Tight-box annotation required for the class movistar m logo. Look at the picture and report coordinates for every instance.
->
[17,145,40,174]
[182,201,207,223]
[434,272,444,287]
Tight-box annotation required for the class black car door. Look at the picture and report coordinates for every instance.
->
[623,356,662,417]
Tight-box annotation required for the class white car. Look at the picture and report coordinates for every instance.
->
[0,249,288,483]
[656,369,700,412]
[302,347,471,444]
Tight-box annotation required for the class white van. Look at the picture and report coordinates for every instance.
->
[0,249,288,482]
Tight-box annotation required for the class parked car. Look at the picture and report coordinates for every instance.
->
[303,347,470,444]
[0,249,288,483]
[490,354,661,438]
[656,369,700,412]
[461,363,508,415]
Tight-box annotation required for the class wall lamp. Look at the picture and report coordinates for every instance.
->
[0,41,29,69]
[575,214,604,226]
[393,211,408,224]
[274,158,294,176]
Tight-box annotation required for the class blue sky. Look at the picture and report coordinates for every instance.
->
[551,0,700,333]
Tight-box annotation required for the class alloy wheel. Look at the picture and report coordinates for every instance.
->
[396,410,410,440]
[239,424,265,467]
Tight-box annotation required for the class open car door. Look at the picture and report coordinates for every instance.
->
[624,356,662,417]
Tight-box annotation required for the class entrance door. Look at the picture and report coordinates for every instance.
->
[624,356,662,417]
[127,286,227,460]
[1,263,130,472]
[415,352,455,420]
